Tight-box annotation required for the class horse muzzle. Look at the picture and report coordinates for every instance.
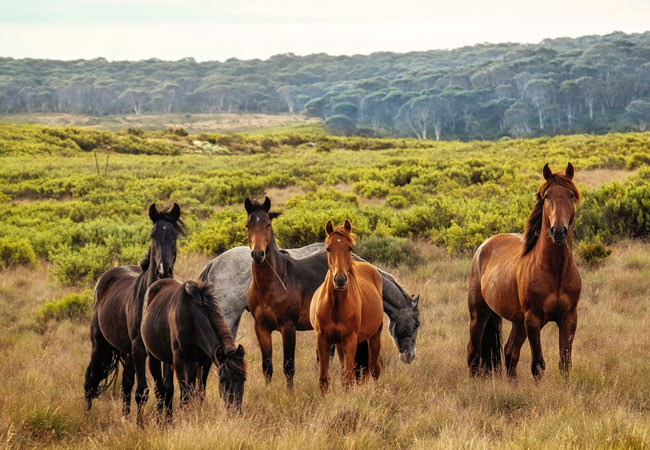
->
[399,350,415,364]
[251,250,265,264]
[549,226,568,245]
[333,274,348,290]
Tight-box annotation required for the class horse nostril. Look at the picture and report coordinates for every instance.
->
[561,226,568,237]
[550,226,556,235]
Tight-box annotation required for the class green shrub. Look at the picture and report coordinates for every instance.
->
[37,289,93,328]
[355,235,421,268]
[51,244,119,286]
[186,210,248,255]
[0,237,38,270]
[385,194,408,209]
[577,238,612,268]
[20,406,80,440]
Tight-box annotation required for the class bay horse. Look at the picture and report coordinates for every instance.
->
[141,279,246,414]
[310,220,383,391]
[84,203,183,422]
[467,163,581,379]
[245,197,332,389]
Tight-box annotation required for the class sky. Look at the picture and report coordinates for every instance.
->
[1,0,648,62]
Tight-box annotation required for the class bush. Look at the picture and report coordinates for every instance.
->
[577,238,612,268]
[355,235,421,268]
[186,210,248,255]
[385,194,408,209]
[51,243,119,286]
[36,289,93,328]
[0,237,38,270]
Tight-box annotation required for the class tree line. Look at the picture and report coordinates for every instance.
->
[2,31,650,139]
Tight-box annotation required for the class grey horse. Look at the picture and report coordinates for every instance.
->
[199,243,420,364]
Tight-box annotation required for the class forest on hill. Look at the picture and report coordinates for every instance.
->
[2,31,650,139]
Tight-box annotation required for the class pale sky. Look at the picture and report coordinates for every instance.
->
[1,0,648,61]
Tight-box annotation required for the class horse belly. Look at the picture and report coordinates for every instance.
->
[98,294,131,353]
[480,265,524,322]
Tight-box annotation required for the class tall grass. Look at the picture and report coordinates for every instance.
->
[1,244,649,448]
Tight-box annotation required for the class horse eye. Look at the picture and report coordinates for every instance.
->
[569,193,574,199]
[326,248,330,252]
[544,194,550,200]
[349,247,352,251]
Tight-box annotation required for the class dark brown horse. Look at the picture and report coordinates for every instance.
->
[142,279,246,414]
[310,220,383,391]
[84,203,183,422]
[467,163,581,379]
[245,197,328,389]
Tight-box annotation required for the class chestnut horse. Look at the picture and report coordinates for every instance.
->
[84,203,182,422]
[310,220,383,391]
[467,163,581,379]
[142,279,246,414]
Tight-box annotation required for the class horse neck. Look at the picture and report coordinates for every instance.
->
[251,237,285,289]
[533,222,574,280]
[135,246,159,299]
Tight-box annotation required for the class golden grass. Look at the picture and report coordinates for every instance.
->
[1,243,649,449]
[576,169,635,190]
[0,113,320,134]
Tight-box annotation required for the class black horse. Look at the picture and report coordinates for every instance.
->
[84,203,183,423]
[142,279,246,415]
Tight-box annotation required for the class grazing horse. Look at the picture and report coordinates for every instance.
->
[310,220,383,391]
[84,203,183,422]
[198,244,419,364]
[141,279,246,414]
[245,197,331,388]
[467,163,581,379]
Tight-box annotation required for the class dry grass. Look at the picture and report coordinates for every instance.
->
[576,169,635,190]
[0,113,319,134]
[1,243,649,449]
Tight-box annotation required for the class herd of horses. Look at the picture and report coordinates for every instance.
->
[83,162,581,424]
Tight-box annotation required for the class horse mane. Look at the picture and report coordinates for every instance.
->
[138,248,151,271]
[185,281,236,350]
[326,225,356,247]
[152,205,186,236]
[523,172,581,255]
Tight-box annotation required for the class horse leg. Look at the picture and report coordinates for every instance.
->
[121,355,135,416]
[84,322,117,410]
[341,334,358,388]
[147,355,167,417]
[354,341,369,381]
[254,322,273,383]
[503,321,527,378]
[173,352,190,408]
[185,362,199,404]
[280,324,296,390]
[163,364,174,419]
[558,309,578,377]
[367,324,382,380]
[132,338,149,426]
[198,356,211,404]
[467,301,491,376]
[525,312,546,379]
[316,333,331,393]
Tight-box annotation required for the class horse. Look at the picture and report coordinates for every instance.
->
[310,220,383,391]
[198,244,419,364]
[245,196,331,389]
[141,279,246,415]
[467,163,581,379]
[84,203,183,423]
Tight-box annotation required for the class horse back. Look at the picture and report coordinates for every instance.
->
[471,234,525,322]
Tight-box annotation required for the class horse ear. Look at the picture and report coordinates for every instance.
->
[184,281,200,298]
[170,203,181,222]
[344,219,352,232]
[413,295,420,307]
[325,220,334,235]
[269,212,282,220]
[149,203,159,222]
[235,344,245,357]
[262,196,271,212]
[565,162,574,179]
[543,163,552,180]
[244,198,254,214]
[216,346,226,363]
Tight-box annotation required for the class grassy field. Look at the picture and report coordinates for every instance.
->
[0,113,321,134]
[1,124,650,448]
[1,241,649,448]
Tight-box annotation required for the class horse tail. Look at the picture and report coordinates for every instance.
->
[198,260,213,284]
[84,286,123,408]
[480,312,502,374]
